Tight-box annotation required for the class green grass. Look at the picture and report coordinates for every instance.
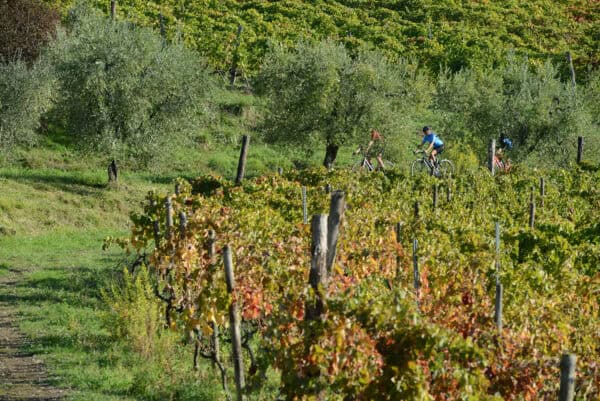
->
[0,141,286,399]
[0,228,228,400]
[0,95,374,400]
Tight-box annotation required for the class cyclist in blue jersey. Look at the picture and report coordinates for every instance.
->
[418,126,445,164]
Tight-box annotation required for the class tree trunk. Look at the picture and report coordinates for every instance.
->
[323,143,339,168]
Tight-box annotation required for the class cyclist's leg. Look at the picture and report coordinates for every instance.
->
[375,152,385,170]
[432,145,444,165]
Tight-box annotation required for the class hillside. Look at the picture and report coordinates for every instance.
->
[44,0,599,77]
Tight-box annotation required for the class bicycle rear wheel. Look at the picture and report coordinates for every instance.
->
[436,159,454,178]
[352,159,367,172]
[411,159,430,177]
[383,160,395,169]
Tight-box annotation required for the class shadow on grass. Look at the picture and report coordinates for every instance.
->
[0,170,107,196]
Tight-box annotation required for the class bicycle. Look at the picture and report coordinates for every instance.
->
[410,150,454,178]
[493,152,512,173]
[351,148,395,172]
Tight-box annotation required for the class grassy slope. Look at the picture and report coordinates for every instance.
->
[0,134,225,399]
[0,118,303,399]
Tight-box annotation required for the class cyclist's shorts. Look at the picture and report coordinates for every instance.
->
[369,143,385,157]
[434,144,444,154]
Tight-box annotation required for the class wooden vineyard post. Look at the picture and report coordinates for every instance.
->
[235,135,249,185]
[559,353,576,401]
[495,282,503,332]
[151,199,160,248]
[494,222,502,331]
[207,229,216,264]
[529,190,535,229]
[414,201,420,219]
[326,191,345,274]
[178,211,187,238]
[432,184,438,209]
[110,0,116,20]
[302,187,308,224]
[395,222,403,276]
[413,239,420,309]
[539,177,545,207]
[165,197,173,239]
[488,139,496,175]
[223,246,245,401]
[577,136,583,164]
[306,215,328,321]
[108,159,118,183]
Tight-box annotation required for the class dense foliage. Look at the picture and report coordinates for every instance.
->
[0,0,60,64]
[433,56,593,166]
[110,165,600,400]
[0,60,56,154]
[48,5,215,164]
[257,40,429,166]
[43,0,599,78]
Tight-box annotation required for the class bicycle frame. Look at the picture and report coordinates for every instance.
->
[359,156,376,171]
[411,150,453,178]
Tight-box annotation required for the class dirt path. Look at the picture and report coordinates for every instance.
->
[0,272,66,401]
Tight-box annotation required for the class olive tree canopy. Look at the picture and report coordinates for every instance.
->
[257,40,426,167]
[49,5,215,165]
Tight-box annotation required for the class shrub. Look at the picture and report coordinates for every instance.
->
[0,59,56,155]
[433,56,595,166]
[48,5,216,166]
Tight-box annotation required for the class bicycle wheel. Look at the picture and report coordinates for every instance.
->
[411,159,430,177]
[382,160,395,170]
[352,159,366,172]
[436,159,454,178]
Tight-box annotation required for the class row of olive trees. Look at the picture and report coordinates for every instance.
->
[257,44,600,167]
[433,55,598,166]
[2,1,599,168]
[1,3,215,165]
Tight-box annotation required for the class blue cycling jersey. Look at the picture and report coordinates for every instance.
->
[422,133,444,147]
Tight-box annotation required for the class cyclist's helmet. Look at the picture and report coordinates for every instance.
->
[501,137,513,150]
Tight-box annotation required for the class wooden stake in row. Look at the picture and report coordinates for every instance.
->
[494,222,503,332]
[306,191,346,321]
[488,139,496,176]
[577,136,583,164]
[412,239,420,309]
[302,187,308,224]
[559,353,576,401]
[223,246,246,401]
[540,177,545,207]
[235,135,250,185]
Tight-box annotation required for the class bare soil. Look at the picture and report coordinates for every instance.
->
[0,272,66,401]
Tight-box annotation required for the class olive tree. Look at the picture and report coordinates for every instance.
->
[257,40,428,167]
[0,59,56,155]
[434,56,593,165]
[49,5,215,165]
